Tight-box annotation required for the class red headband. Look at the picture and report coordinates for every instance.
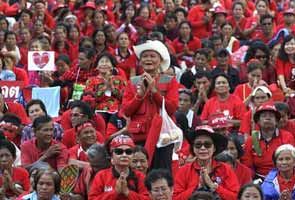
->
[0,121,18,131]
[76,122,94,134]
[110,135,135,149]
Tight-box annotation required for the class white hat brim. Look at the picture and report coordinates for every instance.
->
[133,40,170,72]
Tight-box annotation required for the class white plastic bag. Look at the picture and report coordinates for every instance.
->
[156,98,183,151]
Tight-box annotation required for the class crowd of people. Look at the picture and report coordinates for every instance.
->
[1,0,295,199]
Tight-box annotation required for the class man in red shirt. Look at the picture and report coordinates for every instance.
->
[21,115,68,172]
[252,14,276,43]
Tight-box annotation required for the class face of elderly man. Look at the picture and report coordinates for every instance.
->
[139,50,162,73]
[257,111,277,130]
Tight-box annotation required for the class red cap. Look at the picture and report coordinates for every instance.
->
[208,112,232,129]
[110,134,135,149]
[82,1,96,10]
[214,6,227,15]
[254,101,281,122]
[284,8,295,15]
[52,3,67,13]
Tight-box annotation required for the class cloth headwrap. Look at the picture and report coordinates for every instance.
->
[0,121,18,131]
[246,58,260,66]
[110,135,135,149]
[76,122,94,134]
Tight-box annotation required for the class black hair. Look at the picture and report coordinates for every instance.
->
[4,31,16,41]
[244,40,270,65]
[67,24,80,38]
[220,22,233,30]
[231,1,245,11]
[278,35,295,62]
[79,36,94,48]
[0,139,16,158]
[87,143,110,168]
[210,33,223,43]
[175,7,188,17]
[137,4,151,18]
[25,99,47,116]
[94,52,117,68]
[33,169,61,194]
[0,16,8,29]
[194,70,212,81]
[164,13,177,23]
[238,183,263,200]
[56,54,71,66]
[260,13,274,24]
[189,191,215,200]
[227,135,244,159]
[1,113,21,126]
[79,46,96,59]
[70,100,94,119]
[211,73,231,90]
[145,169,173,191]
[134,145,149,160]
[247,60,263,73]
[120,2,136,22]
[194,48,210,59]
[178,21,193,41]
[180,71,194,89]
[274,102,290,115]
[19,9,33,19]
[202,39,214,49]
[175,111,189,133]
[32,115,52,130]
[92,28,107,47]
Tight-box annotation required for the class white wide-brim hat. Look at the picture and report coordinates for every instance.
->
[133,40,170,72]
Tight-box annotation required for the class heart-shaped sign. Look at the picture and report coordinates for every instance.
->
[32,52,50,69]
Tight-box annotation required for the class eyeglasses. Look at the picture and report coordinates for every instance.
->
[255,55,267,59]
[194,141,213,149]
[113,148,133,155]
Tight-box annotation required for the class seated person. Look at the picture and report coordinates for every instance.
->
[21,115,68,172]
[62,101,104,148]
[68,121,104,168]
[0,113,23,147]
[21,99,63,143]
[275,102,295,137]
[0,140,30,199]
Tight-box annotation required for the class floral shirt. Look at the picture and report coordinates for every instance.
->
[85,75,126,113]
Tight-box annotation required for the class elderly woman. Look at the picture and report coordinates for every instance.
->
[121,40,178,167]
[261,144,295,199]
[85,53,126,121]
[0,140,30,199]
[201,73,246,127]
[241,102,295,179]
[18,169,61,200]
[88,134,149,200]
[173,125,240,200]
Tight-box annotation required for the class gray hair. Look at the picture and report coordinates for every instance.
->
[274,144,295,163]
[87,143,108,160]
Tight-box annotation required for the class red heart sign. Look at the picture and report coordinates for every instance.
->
[32,52,50,69]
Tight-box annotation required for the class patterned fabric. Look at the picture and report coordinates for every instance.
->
[85,75,126,113]
[21,122,64,143]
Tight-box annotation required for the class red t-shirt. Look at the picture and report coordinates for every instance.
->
[276,58,295,82]
[6,102,30,125]
[235,162,253,186]
[277,172,295,192]
[201,94,246,120]
[12,67,29,87]
[233,83,252,102]
[20,139,68,170]
[69,144,89,162]
[114,49,137,80]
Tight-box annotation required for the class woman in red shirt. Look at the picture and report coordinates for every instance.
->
[201,73,246,127]
[85,53,126,121]
[172,21,201,68]
[92,29,114,56]
[173,125,239,200]
[0,140,30,199]
[115,32,137,79]
[88,134,150,200]
[276,35,295,95]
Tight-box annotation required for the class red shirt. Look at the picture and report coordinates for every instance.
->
[235,162,253,186]
[233,83,252,102]
[12,67,29,87]
[114,49,137,80]
[6,102,30,125]
[60,109,106,135]
[173,160,239,200]
[74,165,96,197]
[88,167,150,200]
[241,129,295,176]
[276,58,295,83]
[20,139,68,170]
[239,110,259,135]
[187,5,211,39]
[282,120,295,138]
[0,167,30,197]
[277,172,295,192]
[69,144,89,162]
[62,128,104,149]
[201,94,246,120]
[226,16,247,39]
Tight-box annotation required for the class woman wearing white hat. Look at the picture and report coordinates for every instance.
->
[120,40,179,170]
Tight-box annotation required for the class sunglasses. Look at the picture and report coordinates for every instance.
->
[194,141,213,149]
[113,148,133,155]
